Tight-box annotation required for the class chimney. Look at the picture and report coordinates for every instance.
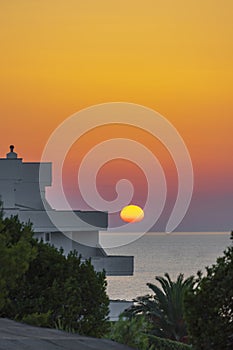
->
[6,145,18,159]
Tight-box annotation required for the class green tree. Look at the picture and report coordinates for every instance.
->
[126,273,194,343]
[0,208,36,309]
[3,241,109,337]
[184,233,233,350]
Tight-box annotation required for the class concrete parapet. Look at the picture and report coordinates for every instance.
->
[91,255,134,276]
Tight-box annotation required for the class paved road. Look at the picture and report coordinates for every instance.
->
[0,318,133,350]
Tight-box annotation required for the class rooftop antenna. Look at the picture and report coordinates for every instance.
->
[6,145,17,159]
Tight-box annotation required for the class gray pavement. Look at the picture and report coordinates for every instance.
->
[0,318,134,350]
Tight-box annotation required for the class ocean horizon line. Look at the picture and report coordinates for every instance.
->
[100,231,231,235]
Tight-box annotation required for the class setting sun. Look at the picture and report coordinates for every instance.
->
[120,205,144,223]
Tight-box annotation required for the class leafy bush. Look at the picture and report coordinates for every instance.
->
[0,209,36,309]
[0,210,109,338]
[4,243,109,337]
[148,334,192,350]
[105,315,192,350]
[184,233,233,350]
[21,311,52,327]
[106,315,152,350]
[55,316,75,333]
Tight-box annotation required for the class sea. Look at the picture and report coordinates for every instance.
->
[104,232,231,301]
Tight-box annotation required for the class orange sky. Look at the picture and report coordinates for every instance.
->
[0,0,233,230]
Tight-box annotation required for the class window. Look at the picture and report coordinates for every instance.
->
[44,232,51,243]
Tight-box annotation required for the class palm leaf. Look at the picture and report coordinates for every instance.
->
[126,273,194,341]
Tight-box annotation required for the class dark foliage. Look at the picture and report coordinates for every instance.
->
[0,208,109,337]
[125,273,194,343]
[0,209,36,309]
[148,334,192,350]
[106,315,192,350]
[184,233,233,349]
[106,315,151,350]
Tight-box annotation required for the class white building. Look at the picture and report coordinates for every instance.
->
[0,145,133,276]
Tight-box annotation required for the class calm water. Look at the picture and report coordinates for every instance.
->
[105,232,231,300]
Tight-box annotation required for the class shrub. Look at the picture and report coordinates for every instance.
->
[9,244,109,337]
[106,315,192,350]
[1,216,109,338]
[148,334,192,350]
[184,233,233,349]
[106,315,152,350]
[0,209,36,310]
[21,311,52,327]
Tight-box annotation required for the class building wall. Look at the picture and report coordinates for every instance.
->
[0,158,51,210]
[0,150,134,276]
[109,300,133,321]
[35,231,103,258]
[34,231,134,275]
[91,256,134,276]
[0,159,22,208]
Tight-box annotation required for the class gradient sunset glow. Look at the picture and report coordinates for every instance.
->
[0,1,232,230]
